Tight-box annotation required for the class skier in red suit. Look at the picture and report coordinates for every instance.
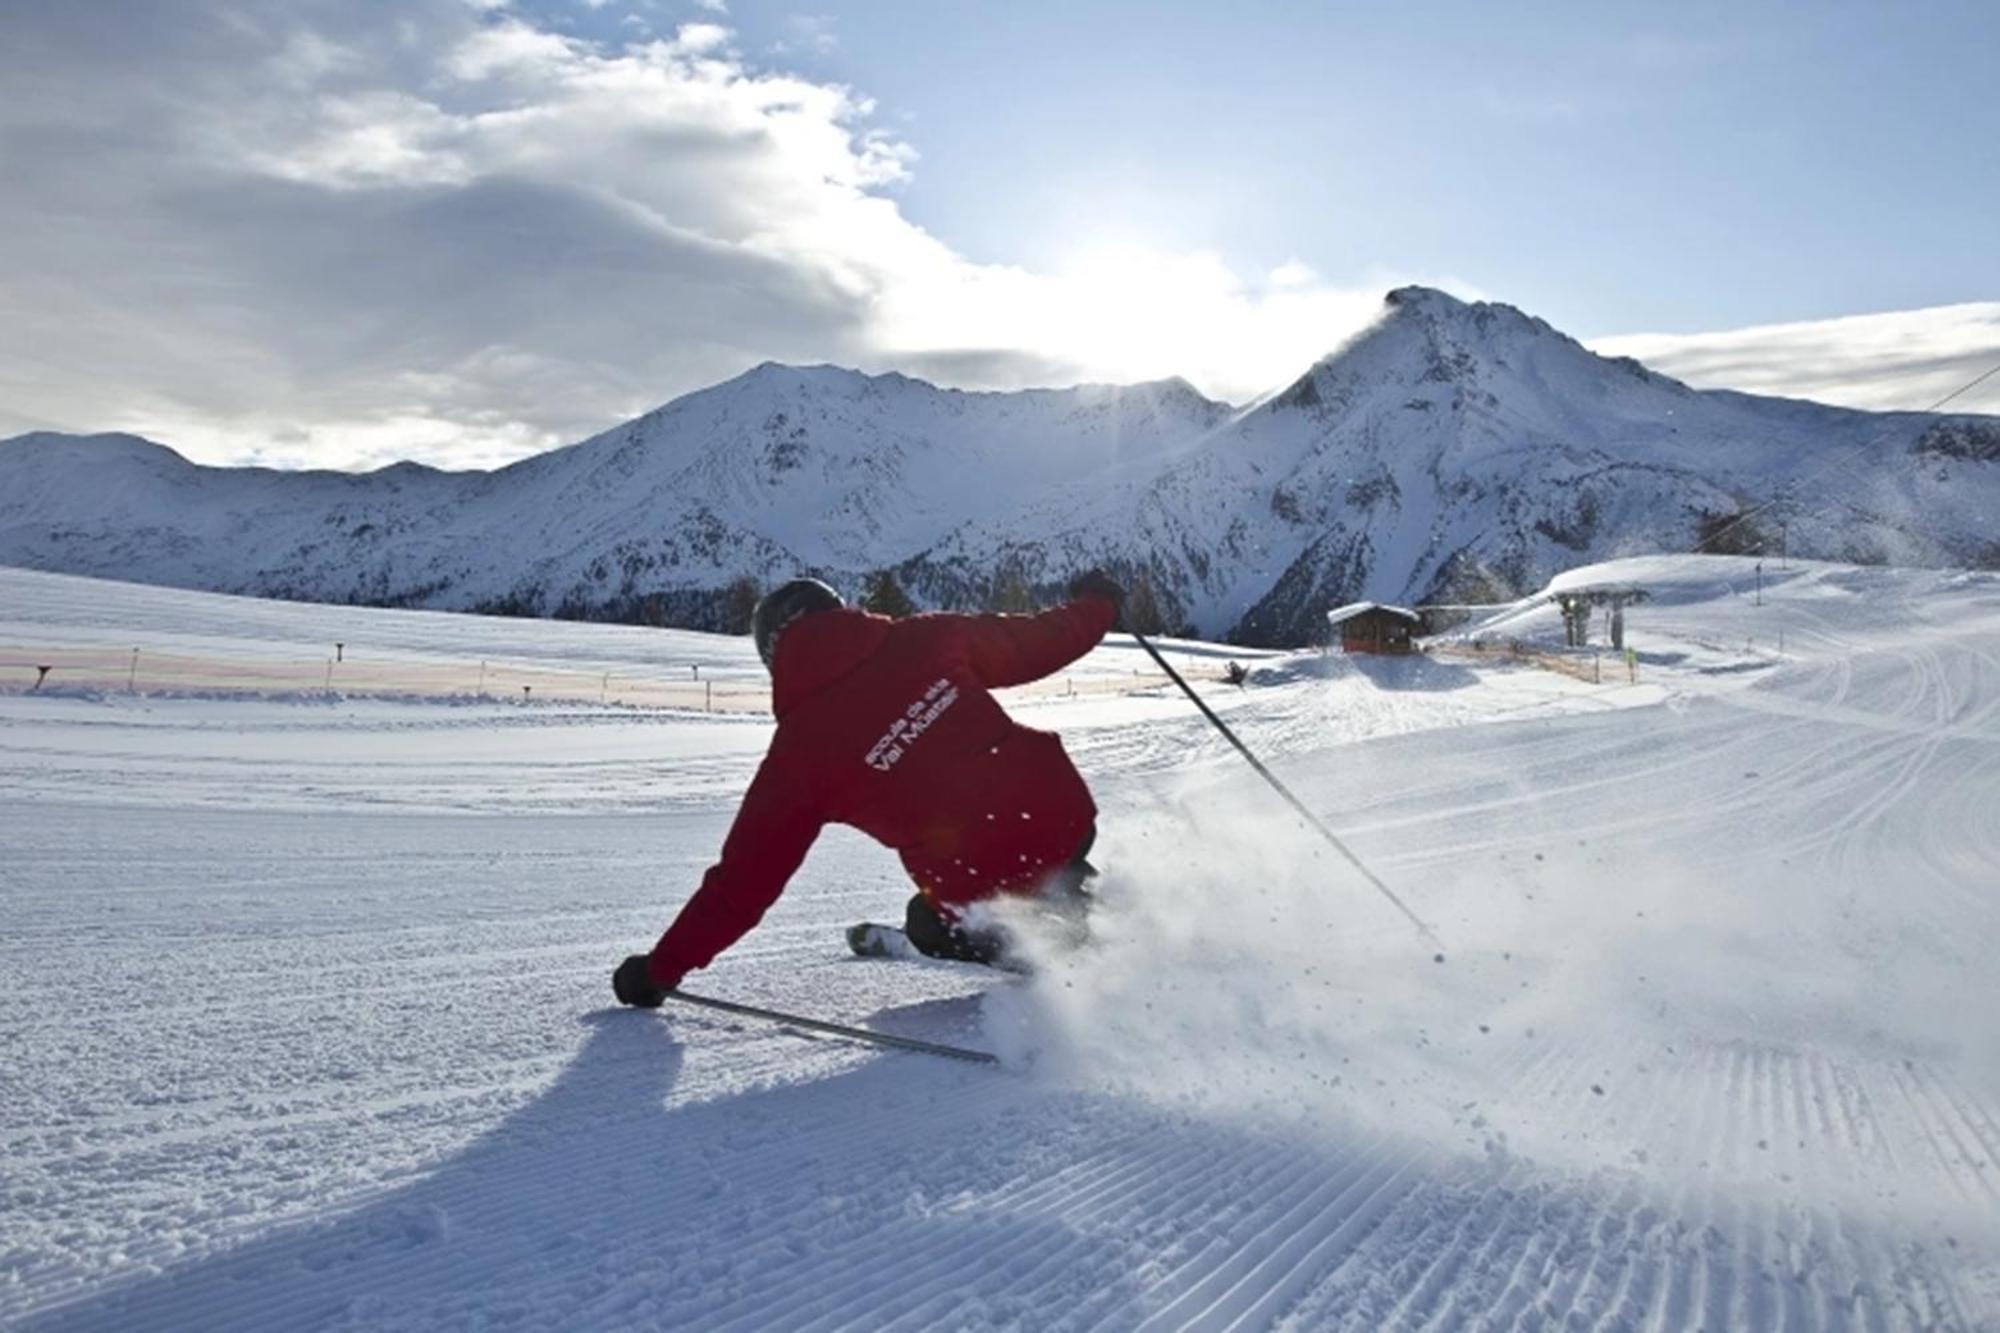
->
[613,570,1123,1007]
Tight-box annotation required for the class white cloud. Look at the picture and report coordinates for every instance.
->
[1267,260,1318,291]
[245,91,475,189]
[2,3,1422,468]
[1591,304,2000,415]
[2,3,1985,475]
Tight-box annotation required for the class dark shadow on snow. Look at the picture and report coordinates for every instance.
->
[27,1011,688,1331]
[22,1001,1071,1331]
[863,992,988,1042]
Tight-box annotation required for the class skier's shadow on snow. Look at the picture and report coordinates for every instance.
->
[31,999,1030,1332]
[28,1010,690,1332]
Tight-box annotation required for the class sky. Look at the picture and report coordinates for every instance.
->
[0,0,1995,470]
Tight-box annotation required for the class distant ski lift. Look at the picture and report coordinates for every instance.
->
[1549,583,1650,649]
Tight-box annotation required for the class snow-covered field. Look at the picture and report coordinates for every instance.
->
[2,557,1996,1330]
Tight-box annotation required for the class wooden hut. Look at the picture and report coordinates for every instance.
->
[1326,601,1422,655]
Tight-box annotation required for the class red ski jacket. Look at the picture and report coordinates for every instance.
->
[648,595,1116,987]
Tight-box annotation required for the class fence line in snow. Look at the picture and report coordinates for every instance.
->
[0,643,1227,713]
[1433,639,1630,684]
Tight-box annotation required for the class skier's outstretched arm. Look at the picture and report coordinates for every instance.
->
[957,593,1118,690]
[646,753,822,989]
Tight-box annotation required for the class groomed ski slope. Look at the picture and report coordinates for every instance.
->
[2,556,1996,1331]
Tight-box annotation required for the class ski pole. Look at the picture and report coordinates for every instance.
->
[662,988,1000,1065]
[1130,631,1443,952]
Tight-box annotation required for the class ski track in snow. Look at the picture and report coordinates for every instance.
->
[2,559,1998,1330]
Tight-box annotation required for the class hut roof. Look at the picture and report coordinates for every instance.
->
[1325,601,1421,628]
[1547,583,1650,607]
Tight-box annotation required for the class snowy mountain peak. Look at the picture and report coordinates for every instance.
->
[2,289,1994,644]
[1265,287,1687,420]
[1110,375,1220,411]
[2,430,189,463]
[1381,285,1556,340]
[732,360,876,393]
[1382,283,1468,314]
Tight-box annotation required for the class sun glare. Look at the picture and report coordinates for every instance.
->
[876,229,1393,404]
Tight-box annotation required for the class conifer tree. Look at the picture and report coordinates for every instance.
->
[723,576,762,634]
[988,568,1035,613]
[1124,571,1167,636]
[862,569,916,618]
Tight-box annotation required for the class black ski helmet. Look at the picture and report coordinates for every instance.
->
[751,577,843,667]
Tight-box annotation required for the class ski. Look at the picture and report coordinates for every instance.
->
[663,987,1000,1065]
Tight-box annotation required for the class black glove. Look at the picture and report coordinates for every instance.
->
[613,954,669,1008]
[1068,569,1124,610]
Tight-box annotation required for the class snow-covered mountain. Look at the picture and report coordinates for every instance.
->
[4,288,1996,643]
